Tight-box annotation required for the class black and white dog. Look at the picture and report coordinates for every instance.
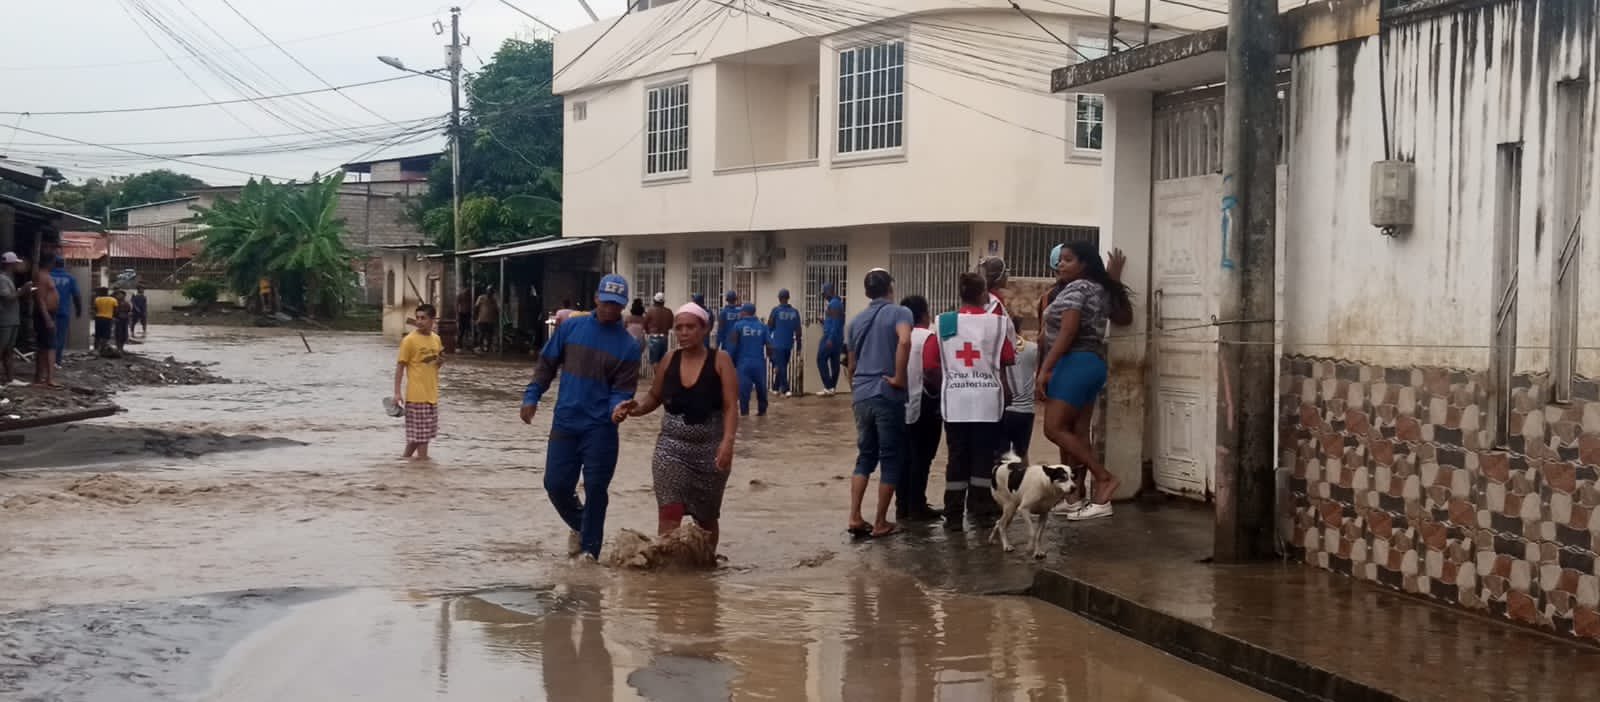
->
[989,451,1077,559]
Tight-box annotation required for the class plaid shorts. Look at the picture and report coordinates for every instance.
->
[404,402,439,444]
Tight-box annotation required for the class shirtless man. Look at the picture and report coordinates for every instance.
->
[33,254,59,386]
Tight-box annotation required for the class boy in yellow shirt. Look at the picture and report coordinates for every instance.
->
[393,303,445,459]
[92,287,117,352]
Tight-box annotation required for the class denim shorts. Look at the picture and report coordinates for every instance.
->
[1046,351,1107,409]
[852,395,905,485]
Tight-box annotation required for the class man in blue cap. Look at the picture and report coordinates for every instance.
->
[727,302,771,416]
[766,289,801,397]
[716,290,741,350]
[521,273,641,561]
[48,257,81,366]
[815,282,845,396]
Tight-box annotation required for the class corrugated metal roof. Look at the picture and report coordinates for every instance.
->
[469,237,604,260]
[60,232,108,261]
[0,194,100,227]
[105,230,203,260]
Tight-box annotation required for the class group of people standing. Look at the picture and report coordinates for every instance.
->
[392,241,1132,563]
[0,252,149,386]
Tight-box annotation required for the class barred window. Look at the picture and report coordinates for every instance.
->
[1005,224,1099,278]
[634,249,666,301]
[688,248,725,303]
[836,40,904,155]
[804,244,848,321]
[646,81,689,176]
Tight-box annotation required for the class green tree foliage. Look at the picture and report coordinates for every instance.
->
[412,38,563,249]
[187,172,357,317]
[26,168,210,225]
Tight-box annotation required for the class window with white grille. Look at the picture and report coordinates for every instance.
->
[634,249,666,301]
[646,81,689,176]
[572,100,588,122]
[889,224,969,315]
[836,40,904,155]
[1006,224,1100,279]
[805,244,848,322]
[1070,34,1108,154]
[688,248,725,303]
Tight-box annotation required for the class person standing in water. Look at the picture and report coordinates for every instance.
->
[617,303,739,556]
[844,269,911,539]
[727,302,771,417]
[394,303,444,460]
[938,273,1015,529]
[131,286,149,337]
[715,290,741,350]
[898,295,945,522]
[766,289,801,398]
[521,274,641,560]
[815,282,845,396]
[1036,242,1132,521]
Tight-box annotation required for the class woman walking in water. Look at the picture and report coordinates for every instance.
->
[616,302,739,554]
[1036,241,1132,520]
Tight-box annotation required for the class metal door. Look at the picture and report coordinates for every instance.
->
[1150,175,1223,497]
[889,224,969,314]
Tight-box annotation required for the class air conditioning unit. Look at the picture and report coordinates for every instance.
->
[733,232,774,270]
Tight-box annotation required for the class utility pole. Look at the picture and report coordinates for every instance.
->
[1214,0,1279,562]
[448,5,465,344]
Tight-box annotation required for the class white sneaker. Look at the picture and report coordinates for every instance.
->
[1053,500,1086,515]
[567,531,582,557]
[814,390,830,397]
[1067,502,1114,521]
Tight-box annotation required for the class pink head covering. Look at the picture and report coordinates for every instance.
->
[675,302,710,325]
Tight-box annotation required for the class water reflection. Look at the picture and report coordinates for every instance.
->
[202,574,1272,701]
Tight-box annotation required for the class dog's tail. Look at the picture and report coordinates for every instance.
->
[998,450,1021,465]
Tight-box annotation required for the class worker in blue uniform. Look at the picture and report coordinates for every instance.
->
[727,302,771,416]
[815,282,845,396]
[716,290,741,350]
[766,289,802,397]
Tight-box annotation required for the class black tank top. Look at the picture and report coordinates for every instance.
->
[664,350,722,424]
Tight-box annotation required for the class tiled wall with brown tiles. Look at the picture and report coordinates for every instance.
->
[1282,355,1600,641]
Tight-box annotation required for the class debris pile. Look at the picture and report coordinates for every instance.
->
[56,352,229,392]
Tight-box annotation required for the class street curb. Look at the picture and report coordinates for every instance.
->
[1027,569,1400,702]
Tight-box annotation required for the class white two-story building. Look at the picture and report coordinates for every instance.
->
[554,0,1208,336]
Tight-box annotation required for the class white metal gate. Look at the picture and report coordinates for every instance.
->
[733,270,756,307]
[634,249,666,301]
[688,248,725,302]
[889,224,968,314]
[796,243,848,394]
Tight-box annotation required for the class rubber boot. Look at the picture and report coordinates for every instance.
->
[943,488,966,531]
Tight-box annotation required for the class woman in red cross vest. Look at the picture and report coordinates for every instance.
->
[938,272,1017,529]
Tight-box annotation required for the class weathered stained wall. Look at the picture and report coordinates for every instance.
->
[1285,0,1600,373]
[1282,0,1600,642]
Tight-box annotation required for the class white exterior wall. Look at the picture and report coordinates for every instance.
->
[558,4,1110,239]
[1286,9,1600,377]
[124,199,197,226]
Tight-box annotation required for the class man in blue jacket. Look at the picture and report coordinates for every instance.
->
[716,290,741,350]
[728,302,771,416]
[766,289,801,397]
[521,274,641,561]
[815,282,845,396]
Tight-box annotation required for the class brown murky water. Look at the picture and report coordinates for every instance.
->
[0,327,1274,701]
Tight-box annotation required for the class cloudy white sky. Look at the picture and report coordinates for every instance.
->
[3,0,613,186]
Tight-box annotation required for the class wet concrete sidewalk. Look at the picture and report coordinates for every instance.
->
[1015,501,1600,702]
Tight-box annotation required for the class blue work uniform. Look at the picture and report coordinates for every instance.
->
[728,317,771,416]
[767,303,802,394]
[716,304,742,349]
[522,315,641,559]
[49,266,80,358]
[817,296,845,391]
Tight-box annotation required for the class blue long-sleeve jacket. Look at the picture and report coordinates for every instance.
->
[522,315,640,429]
[716,304,742,348]
[768,303,801,350]
[727,317,770,366]
[821,296,845,340]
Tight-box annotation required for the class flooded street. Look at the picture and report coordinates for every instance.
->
[0,327,1274,701]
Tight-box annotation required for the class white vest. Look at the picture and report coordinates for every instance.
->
[906,327,935,424]
[939,312,1008,423]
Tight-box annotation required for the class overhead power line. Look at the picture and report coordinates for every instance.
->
[5,123,293,180]
[497,0,563,34]
[0,74,428,117]
[216,0,400,125]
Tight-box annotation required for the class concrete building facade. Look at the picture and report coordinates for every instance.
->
[1057,0,1600,641]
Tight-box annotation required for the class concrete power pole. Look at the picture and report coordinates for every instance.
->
[1214,0,1280,562]
[448,6,465,346]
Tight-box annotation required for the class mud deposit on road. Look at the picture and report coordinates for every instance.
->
[0,327,1277,701]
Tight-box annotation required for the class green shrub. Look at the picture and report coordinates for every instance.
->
[181,279,221,309]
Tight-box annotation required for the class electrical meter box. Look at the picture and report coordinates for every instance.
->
[1370,161,1415,228]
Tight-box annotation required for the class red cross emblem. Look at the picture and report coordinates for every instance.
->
[955,342,982,367]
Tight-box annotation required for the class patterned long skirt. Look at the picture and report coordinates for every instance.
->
[652,411,729,525]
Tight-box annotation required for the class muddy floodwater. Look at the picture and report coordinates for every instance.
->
[0,327,1275,701]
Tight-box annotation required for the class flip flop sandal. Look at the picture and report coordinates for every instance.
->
[847,525,873,539]
[870,524,899,539]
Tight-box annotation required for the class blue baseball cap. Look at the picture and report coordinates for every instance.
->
[778,288,790,299]
[596,274,629,306]
[741,302,756,314]
[692,293,706,304]
[725,290,738,302]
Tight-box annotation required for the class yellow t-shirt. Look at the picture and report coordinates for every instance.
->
[94,296,118,320]
[397,331,443,404]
